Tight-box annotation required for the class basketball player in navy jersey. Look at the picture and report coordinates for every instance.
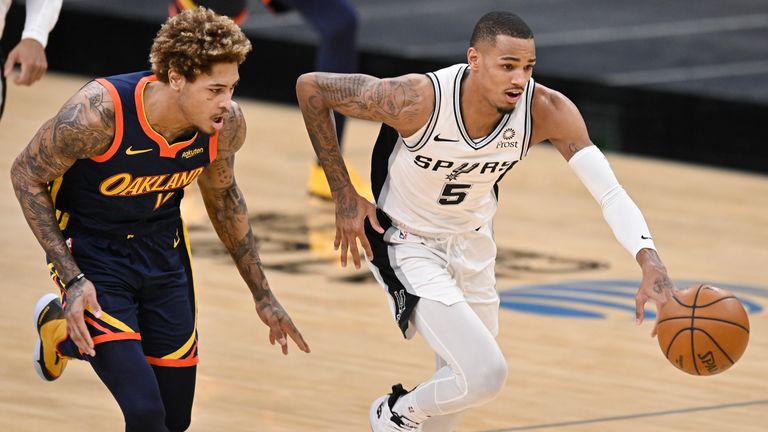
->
[296,11,676,432]
[12,8,308,431]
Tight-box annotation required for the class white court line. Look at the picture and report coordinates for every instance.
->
[398,14,768,56]
[604,60,768,86]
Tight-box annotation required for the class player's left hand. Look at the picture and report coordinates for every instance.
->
[634,249,676,336]
[254,296,310,355]
[4,38,48,86]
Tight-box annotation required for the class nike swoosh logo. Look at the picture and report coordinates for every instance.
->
[434,134,459,142]
[126,146,153,155]
[173,231,181,248]
[641,235,653,240]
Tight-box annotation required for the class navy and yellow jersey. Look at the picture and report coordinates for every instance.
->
[49,71,218,235]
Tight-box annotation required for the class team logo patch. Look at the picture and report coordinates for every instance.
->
[499,279,766,319]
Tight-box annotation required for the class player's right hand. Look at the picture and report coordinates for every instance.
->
[3,38,48,86]
[63,278,102,357]
[333,186,384,269]
[254,297,310,355]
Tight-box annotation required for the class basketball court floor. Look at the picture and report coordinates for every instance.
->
[0,73,766,431]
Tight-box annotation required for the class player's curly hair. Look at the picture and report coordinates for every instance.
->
[150,7,252,83]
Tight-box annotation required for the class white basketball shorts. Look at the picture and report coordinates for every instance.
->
[365,210,500,338]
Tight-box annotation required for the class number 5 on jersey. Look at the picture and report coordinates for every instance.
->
[439,183,472,205]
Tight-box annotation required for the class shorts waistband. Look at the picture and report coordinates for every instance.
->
[386,214,481,239]
[64,218,181,239]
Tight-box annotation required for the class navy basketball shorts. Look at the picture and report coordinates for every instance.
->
[48,221,198,367]
[365,209,500,339]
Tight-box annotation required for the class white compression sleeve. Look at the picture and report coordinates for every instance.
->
[22,0,62,47]
[568,145,656,258]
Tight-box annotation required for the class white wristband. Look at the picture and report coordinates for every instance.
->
[568,146,656,257]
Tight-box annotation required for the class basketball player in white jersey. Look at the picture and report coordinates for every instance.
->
[296,11,676,432]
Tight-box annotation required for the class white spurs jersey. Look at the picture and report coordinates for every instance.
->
[371,63,535,235]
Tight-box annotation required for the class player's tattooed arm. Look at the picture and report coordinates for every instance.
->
[634,248,675,330]
[10,80,114,281]
[198,110,310,354]
[636,249,675,295]
[198,103,273,303]
[313,73,428,124]
[296,72,431,194]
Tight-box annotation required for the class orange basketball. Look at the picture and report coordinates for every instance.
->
[656,284,749,375]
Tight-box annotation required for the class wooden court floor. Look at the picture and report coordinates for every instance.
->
[1,73,766,431]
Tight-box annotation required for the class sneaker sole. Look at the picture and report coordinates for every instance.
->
[369,395,388,431]
[32,293,60,381]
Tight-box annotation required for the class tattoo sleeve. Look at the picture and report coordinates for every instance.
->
[296,73,424,194]
[10,81,114,281]
[198,106,274,306]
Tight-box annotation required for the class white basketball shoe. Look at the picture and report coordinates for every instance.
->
[369,384,422,431]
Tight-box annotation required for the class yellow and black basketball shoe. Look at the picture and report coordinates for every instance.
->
[33,294,69,381]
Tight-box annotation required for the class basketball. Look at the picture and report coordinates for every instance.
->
[656,284,750,376]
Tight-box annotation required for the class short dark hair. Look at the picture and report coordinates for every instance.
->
[470,11,533,47]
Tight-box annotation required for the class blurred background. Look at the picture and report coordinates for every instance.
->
[3,0,767,174]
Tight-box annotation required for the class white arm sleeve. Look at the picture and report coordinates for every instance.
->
[22,0,62,47]
[568,145,656,258]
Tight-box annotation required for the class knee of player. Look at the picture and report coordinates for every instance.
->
[123,401,167,430]
[461,353,507,404]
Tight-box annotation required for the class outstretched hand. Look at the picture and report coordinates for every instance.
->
[333,186,384,268]
[255,297,310,355]
[634,249,676,337]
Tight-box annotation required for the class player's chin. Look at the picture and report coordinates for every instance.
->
[196,123,218,135]
[496,103,516,115]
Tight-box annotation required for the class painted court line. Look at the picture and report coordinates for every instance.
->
[479,399,768,431]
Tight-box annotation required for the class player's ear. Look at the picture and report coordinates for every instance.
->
[168,69,185,91]
[467,47,479,70]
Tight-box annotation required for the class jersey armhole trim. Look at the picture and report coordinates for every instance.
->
[521,79,536,159]
[90,79,124,163]
[404,72,441,152]
[209,130,219,163]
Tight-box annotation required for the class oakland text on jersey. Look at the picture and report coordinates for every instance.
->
[99,167,204,197]
[412,155,516,179]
